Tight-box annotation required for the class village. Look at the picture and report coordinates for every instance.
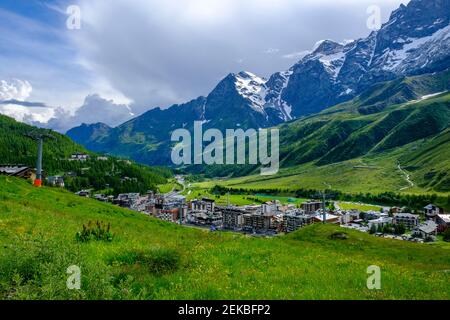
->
[75,183,450,243]
[1,158,449,243]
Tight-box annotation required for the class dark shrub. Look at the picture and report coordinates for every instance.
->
[111,248,181,275]
[76,221,113,243]
[144,248,181,274]
[329,232,349,240]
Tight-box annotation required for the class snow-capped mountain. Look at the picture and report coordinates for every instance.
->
[212,0,450,122]
[233,71,267,113]
[67,0,450,166]
[272,0,450,117]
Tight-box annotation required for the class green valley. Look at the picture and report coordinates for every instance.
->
[192,72,450,199]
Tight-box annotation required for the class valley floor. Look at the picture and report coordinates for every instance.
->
[0,177,449,300]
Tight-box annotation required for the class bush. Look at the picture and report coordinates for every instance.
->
[329,232,349,240]
[76,221,113,243]
[111,248,181,275]
[145,248,181,274]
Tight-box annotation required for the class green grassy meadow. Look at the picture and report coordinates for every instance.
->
[194,132,450,197]
[0,176,449,300]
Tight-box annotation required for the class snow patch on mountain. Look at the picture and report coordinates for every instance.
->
[318,51,346,79]
[234,71,267,113]
[381,24,450,72]
[262,70,294,121]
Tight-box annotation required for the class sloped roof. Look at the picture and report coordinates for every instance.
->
[0,165,30,175]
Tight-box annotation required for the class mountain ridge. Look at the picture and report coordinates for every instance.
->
[67,0,450,169]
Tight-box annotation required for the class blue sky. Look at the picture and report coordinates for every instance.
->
[0,0,409,131]
[0,0,91,108]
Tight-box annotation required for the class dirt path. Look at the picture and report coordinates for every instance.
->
[398,163,414,191]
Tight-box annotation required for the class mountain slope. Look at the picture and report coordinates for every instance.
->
[0,114,170,195]
[200,89,450,194]
[1,175,449,300]
[68,0,450,167]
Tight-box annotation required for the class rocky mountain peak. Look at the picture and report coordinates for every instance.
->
[312,40,344,55]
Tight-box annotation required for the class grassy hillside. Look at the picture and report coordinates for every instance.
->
[187,72,450,196]
[194,84,450,197]
[0,114,171,195]
[0,176,449,300]
[197,129,450,195]
[279,91,450,169]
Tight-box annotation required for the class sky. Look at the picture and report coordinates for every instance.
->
[0,0,409,132]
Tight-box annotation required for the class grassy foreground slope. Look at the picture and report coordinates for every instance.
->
[0,176,449,300]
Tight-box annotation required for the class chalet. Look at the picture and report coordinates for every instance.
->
[70,153,90,161]
[93,194,110,202]
[47,176,65,188]
[393,213,419,230]
[424,204,444,222]
[412,221,438,240]
[390,207,402,214]
[148,193,186,219]
[75,190,91,197]
[0,165,35,180]
[436,214,450,233]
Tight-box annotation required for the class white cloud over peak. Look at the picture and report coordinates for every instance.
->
[0,0,410,129]
[73,0,409,113]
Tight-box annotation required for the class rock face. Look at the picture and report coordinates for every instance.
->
[67,0,450,166]
[278,0,450,117]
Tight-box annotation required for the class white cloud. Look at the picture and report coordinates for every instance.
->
[69,94,134,128]
[0,0,410,123]
[0,79,33,101]
[45,94,134,132]
[0,93,134,133]
[0,103,53,123]
[71,0,409,113]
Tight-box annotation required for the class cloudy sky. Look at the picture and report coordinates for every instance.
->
[0,0,409,131]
